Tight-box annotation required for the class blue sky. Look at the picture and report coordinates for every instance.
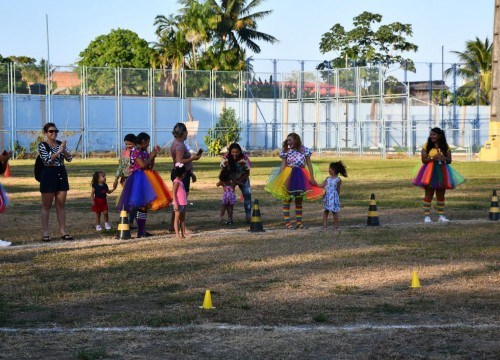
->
[0,0,494,73]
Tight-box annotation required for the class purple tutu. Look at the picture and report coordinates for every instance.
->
[117,171,157,211]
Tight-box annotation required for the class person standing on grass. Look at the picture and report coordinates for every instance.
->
[168,123,202,232]
[117,132,172,238]
[0,149,13,247]
[38,122,73,242]
[113,133,137,228]
[216,168,236,225]
[172,163,188,238]
[413,127,465,223]
[91,171,117,231]
[318,161,348,231]
[220,143,252,223]
[265,132,323,230]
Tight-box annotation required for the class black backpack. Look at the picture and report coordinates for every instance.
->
[34,141,60,182]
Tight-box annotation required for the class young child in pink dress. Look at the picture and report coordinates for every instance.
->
[172,163,188,238]
[216,168,236,225]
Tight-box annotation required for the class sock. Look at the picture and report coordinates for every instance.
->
[283,200,291,226]
[295,205,303,225]
[136,210,147,236]
[423,198,431,216]
[436,198,445,215]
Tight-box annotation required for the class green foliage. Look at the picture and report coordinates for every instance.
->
[0,56,29,94]
[318,11,418,71]
[14,141,26,159]
[203,107,241,155]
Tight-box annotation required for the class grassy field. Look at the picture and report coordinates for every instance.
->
[0,156,499,359]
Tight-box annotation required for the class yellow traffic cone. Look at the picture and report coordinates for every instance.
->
[200,289,215,309]
[367,193,380,226]
[116,206,131,240]
[410,271,421,288]
[249,199,264,232]
[488,190,499,221]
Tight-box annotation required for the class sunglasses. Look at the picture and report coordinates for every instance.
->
[48,130,59,134]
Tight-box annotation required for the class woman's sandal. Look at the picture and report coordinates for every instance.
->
[42,236,51,242]
[60,234,74,240]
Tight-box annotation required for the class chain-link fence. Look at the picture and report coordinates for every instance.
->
[0,62,490,158]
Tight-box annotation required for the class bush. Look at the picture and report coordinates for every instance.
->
[204,107,241,155]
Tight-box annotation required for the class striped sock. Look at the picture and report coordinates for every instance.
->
[436,198,445,215]
[283,200,291,227]
[423,198,431,216]
[295,205,303,226]
[136,210,147,237]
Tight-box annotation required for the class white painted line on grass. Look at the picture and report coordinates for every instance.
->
[0,322,498,334]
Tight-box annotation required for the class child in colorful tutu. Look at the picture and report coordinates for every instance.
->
[0,150,13,247]
[117,132,172,238]
[319,161,348,231]
[172,163,188,238]
[114,133,137,227]
[91,171,116,231]
[412,127,464,223]
[216,168,236,225]
[265,132,323,229]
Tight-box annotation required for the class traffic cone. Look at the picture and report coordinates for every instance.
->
[410,271,421,288]
[488,190,499,221]
[200,289,215,309]
[367,193,380,226]
[249,199,264,232]
[2,163,11,177]
[116,206,131,240]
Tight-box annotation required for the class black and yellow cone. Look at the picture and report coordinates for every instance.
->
[249,199,265,232]
[367,193,380,226]
[488,190,499,221]
[116,206,131,240]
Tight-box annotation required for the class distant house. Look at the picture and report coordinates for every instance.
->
[393,80,449,104]
[51,71,81,95]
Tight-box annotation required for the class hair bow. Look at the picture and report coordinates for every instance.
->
[175,162,184,168]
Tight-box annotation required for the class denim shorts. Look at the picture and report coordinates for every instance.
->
[176,205,187,213]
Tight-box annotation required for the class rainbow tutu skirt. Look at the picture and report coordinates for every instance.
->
[0,183,9,213]
[117,169,172,211]
[265,164,324,201]
[412,161,465,189]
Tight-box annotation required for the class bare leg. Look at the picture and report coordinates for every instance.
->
[179,212,186,238]
[227,205,233,224]
[333,212,340,230]
[220,204,227,222]
[103,211,109,223]
[323,210,329,229]
[54,191,68,236]
[174,210,181,238]
[95,212,101,227]
[41,192,55,237]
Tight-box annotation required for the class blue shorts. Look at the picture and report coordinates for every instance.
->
[175,205,187,213]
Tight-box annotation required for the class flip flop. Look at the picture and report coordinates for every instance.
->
[60,234,74,240]
[42,236,51,242]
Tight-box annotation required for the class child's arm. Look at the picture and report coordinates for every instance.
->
[91,187,96,205]
[337,178,342,195]
[305,156,317,185]
[107,183,117,194]
[317,178,327,188]
[216,180,222,187]
[172,181,179,210]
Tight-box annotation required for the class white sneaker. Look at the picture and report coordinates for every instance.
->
[104,223,112,230]
[96,225,102,231]
[0,239,12,247]
[438,215,450,222]
[424,216,432,223]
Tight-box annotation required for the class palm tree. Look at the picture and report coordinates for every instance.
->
[446,37,492,105]
[207,0,278,63]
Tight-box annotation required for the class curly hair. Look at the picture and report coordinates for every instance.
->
[425,127,449,154]
[282,133,302,152]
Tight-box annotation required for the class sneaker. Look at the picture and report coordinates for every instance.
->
[104,223,112,230]
[424,216,432,223]
[96,225,102,231]
[0,239,12,247]
[438,215,450,222]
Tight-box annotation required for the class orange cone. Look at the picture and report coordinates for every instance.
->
[3,163,11,177]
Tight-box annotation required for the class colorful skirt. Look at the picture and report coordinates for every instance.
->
[117,170,172,211]
[412,161,465,189]
[265,164,324,201]
[0,183,9,213]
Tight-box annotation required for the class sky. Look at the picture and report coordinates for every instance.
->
[0,0,494,74]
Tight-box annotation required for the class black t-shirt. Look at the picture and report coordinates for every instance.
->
[93,183,109,199]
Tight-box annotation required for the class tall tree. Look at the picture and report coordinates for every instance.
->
[78,28,152,68]
[318,11,418,70]
[445,37,492,105]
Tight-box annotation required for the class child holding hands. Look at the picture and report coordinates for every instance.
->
[319,161,348,230]
[91,171,117,231]
[216,168,236,225]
